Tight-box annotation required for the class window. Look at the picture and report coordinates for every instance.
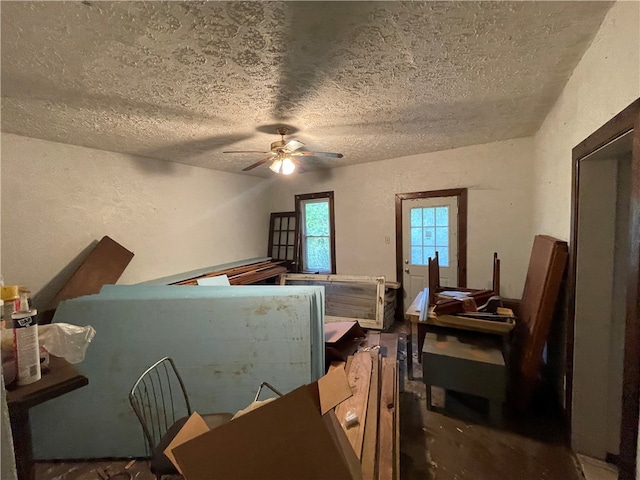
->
[409,205,450,266]
[295,191,336,273]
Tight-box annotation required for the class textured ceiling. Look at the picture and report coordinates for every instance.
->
[1,1,613,177]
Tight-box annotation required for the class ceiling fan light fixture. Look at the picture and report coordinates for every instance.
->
[269,158,283,173]
[281,157,296,175]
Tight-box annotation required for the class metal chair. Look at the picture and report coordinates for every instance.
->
[129,357,233,479]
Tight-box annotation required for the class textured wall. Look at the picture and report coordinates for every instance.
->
[267,137,535,300]
[0,133,270,309]
[532,0,640,462]
[533,0,640,240]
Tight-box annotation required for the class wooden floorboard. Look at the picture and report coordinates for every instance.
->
[361,350,381,480]
[335,351,373,459]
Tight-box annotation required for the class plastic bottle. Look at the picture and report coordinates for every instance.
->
[12,289,41,385]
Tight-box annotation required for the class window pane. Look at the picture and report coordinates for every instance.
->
[274,217,281,230]
[423,227,435,247]
[306,237,330,271]
[273,231,279,245]
[423,246,436,263]
[280,232,287,245]
[281,217,288,230]
[423,208,435,227]
[436,248,449,267]
[286,246,294,260]
[288,231,295,245]
[435,227,449,247]
[411,246,423,264]
[410,208,422,227]
[411,227,422,246]
[305,202,329,236]
[435,206,448,226]
[289,217,296,230]
[272,247,278,258]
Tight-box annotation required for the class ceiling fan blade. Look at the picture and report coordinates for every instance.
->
[292,151,343,158]
[223,150,271,154]
[242,156,274,171]
[284,139,304,152]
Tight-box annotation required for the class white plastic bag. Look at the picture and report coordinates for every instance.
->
[38,323,96,364]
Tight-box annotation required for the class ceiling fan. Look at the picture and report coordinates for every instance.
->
[223,127,343,174]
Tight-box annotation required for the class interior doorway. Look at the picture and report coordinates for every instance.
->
[568,98,640,480]
[395,188,468,315]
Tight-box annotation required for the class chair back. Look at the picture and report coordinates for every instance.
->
[129,357,192,455]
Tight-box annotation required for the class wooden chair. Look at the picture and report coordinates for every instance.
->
[129,357,233,479]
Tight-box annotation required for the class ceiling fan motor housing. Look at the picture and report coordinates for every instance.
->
[271,140,287,151]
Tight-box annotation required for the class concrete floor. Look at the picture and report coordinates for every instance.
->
[34,320,585,480]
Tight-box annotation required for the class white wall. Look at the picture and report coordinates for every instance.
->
[572,156,617,458]
[533,0,640,240]
[267,137,535,300]
[0,133,271,309]
[531,0,639,464]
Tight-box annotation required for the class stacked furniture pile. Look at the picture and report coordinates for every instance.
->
[332,332,400,480]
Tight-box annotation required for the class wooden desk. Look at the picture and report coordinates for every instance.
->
[405,290,514,362]
[6,356,88,480]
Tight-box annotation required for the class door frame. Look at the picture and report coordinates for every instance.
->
[395,188,468,316]
[568,97,640,479]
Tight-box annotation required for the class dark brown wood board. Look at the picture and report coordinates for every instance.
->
[513,235,568,410]
[49,236,134,309]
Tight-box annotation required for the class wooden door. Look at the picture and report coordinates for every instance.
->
[396,189,468,315]
[268,212,299,271]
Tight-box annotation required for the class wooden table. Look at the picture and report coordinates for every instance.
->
[405,290,514,362]
[6,355,88,480]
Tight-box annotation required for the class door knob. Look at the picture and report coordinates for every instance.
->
[404,268,410,273]
[404,259,409,264]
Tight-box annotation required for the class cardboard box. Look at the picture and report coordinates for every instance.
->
[167,367,363,480]
[325,321,366,366]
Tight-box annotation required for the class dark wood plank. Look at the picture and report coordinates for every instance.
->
[6,356,88,410]
[173,260,274,285]
[394,349,400,480]
[573,98,640,161]
[380,333,398,361]
[492,252,501,295]
[49,236,133,309]
[513,235,568,411]
[619,100,640,480]
[377,357,396,480]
